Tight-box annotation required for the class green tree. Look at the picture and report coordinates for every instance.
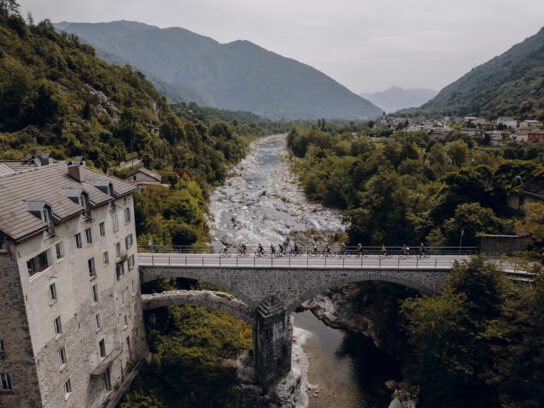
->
[443,202,503,246]
[491,273,544,408]
[447,139,469,167]
[401,257,508,408]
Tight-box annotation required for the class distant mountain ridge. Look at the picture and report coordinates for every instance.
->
[55,21,382,120]
[421,27,544,119]
[360,86,437,113]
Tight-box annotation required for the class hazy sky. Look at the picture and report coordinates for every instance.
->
[18,0,544,93]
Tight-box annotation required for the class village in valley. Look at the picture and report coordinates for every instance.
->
[377,114,544,145]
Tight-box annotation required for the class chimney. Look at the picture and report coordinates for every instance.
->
[37,152,50,165]
[68,164,85,183]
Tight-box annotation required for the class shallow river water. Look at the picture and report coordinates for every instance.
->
[209,134,400,407]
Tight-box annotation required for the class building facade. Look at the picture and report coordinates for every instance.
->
[0,159,147,408]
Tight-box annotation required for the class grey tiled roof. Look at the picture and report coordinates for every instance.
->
[0,163,137,242]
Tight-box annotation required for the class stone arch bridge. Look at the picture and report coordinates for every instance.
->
[138,252,528,389]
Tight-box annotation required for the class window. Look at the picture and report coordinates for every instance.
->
[55,242,64,260]
[95,314,102,331]
[49,283,57,301]
[58,346,67,366]
[125,234,133,250]
[42,208,50,223]
[128,255,135,271]
[99,222,105,237]
[63,379,72,395]
[99,339,106,358]
[112,214,119,233]
[124,207,131,224]
[27,250,51,276]
[124,315,128,328]
[0,232,7,252]
[92,285,99,303]
[74,233,82,249]
[0,373,12,391]
[103,251,109,265]
[88,258,96,278]
[115,243,121,258]
[54,316,62,335]
[116,263,125,281]
[102,368,112,391]
[0,340,5,356]
[85,228,93,244]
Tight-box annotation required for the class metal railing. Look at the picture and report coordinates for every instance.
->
[138,253,475,271]
[138,244,479,256]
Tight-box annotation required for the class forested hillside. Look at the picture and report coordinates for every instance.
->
[287,125,544,249]
[421,27,544,119]
[54,20,383,120]
[0,4,277,406]
[0,3,283,246]
[287,124,544,407]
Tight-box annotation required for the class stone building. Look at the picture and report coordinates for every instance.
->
[124,167,162,188]
[0,158,147,408]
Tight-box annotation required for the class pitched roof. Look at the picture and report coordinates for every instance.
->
[0,162,137,242]
[127,167,161,182]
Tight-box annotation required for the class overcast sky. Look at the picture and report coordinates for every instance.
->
[18,0,544,93]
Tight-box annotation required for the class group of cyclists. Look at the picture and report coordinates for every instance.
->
[221,241,430,258]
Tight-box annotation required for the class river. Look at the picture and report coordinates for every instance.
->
[209,134,400,407]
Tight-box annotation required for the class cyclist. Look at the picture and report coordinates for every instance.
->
[257,243,264,256]
[402,244,410,257]
[240,243,247,255]
[418,243,427,258]
[357,243,363,257]
[381,244,388,257]
[270,244,276,256]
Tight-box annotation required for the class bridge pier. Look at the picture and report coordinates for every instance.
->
[253,296,292,390]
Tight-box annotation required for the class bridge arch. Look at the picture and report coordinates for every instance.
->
[285,272,443,314]
[141,290,255,325]
[139,267,258,310]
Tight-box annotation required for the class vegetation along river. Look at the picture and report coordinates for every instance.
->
[209,134,401,407]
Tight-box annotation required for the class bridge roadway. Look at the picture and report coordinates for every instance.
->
[139,252,474,271]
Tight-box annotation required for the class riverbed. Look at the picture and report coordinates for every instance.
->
[208,134,399,407]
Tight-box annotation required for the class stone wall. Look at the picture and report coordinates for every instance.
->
[0,245,42,408]
[140,266,447,313]
[480,235,530,256]
[1,194,147,408]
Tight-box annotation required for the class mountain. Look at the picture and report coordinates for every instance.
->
[54,21,382,120]
[360,86,437,113]
[421,27,544,119]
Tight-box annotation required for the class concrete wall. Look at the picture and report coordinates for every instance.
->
[4,194,147,408]
[480,235,530,256]
[0,245,42,408]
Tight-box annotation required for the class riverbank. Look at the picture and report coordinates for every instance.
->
[209,134,412,407]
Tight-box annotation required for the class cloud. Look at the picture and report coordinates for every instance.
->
[18,0,544,92]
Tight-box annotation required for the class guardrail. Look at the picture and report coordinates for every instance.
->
[137,245,479,256]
